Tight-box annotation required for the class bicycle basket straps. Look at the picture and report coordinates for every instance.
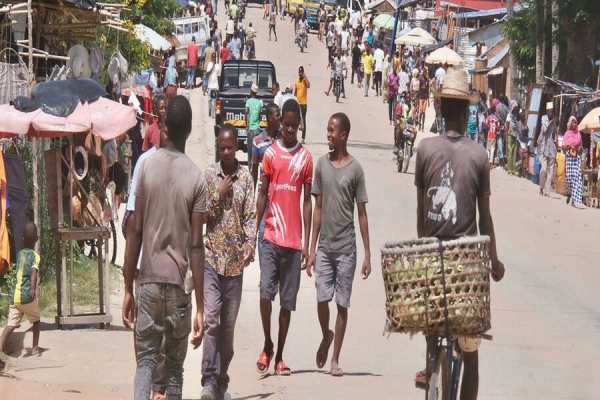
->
[380,236,492,336]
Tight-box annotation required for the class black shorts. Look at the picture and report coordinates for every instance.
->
[260,240,302,311]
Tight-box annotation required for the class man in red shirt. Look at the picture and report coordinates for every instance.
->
[255,99,313,376]
[220,39,230,63]
[186,36,199,89]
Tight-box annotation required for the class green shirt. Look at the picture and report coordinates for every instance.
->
[11,249,40,305]
[230,4,239,19]
[245,97,263,131]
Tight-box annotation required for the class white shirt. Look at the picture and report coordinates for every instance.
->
[333,56,347,74]
[273,90,284,108]
[374,48,385,72]
[399,70,409,94]
[126,146,157,270]
[277,92,304,128]
[435,67,446,88]
[335,20,343,34]
[207,62,221,90]
[298,19,309,31]
[340,31,350,50]
[226,19,235,35]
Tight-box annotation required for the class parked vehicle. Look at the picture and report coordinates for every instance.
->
[213,60,277,162]
[171,15,210,82]
[286,0,305,16]
[304,0,336,30]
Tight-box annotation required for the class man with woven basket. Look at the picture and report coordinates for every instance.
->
[414,68,505,400]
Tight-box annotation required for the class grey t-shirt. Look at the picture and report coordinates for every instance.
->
[414,134,490,240]
[135,148,208,290]
[312,156,368,254]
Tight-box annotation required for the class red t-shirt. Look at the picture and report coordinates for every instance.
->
[142,123,160,151]
[220,46,230,63]
[262,141,313,250]
[187,42,199,67]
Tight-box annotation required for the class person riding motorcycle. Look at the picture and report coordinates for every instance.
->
[244,22,257,59]
[324,47,346,98]
[394,93,411,155]
[296,14,309,47]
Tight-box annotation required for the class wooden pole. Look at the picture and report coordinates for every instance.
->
[27,0,39,252]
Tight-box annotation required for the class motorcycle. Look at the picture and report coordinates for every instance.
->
[245,39,255,60]
[332,73,342,103]
[297,27,307,52]
[396,118,416,173]
[239,1,246,20]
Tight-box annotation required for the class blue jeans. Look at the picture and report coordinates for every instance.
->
[201,263,244,391]
[134,283,191,400]
[186,66,196,88]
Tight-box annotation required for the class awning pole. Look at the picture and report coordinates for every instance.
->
[390,0,402,58]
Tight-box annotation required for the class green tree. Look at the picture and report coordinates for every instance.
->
[504,0,600,87]
[555,0,600,85]
[503,1,536,89]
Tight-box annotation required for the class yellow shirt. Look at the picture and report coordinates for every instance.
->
[295,78,308,105]
[363,53,374,75]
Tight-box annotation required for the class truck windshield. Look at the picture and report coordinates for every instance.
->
[222,65,274,90]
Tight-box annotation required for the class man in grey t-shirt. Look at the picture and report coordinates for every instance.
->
[306,112,371,377]
[414,69,504,399]
[122,96,208,400]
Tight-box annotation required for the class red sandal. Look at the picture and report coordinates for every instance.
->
[274,360,291,376]
[256,351,273,374]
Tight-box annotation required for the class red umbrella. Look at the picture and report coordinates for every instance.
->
[0,97,137,139]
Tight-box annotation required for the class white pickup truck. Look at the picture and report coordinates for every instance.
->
[171,15,210,81]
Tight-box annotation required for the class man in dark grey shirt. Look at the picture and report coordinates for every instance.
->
[414,69,504,400]
[306,112,371,377]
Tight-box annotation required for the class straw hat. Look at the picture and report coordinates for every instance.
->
[437,68,478,105]
[67,45,92,79]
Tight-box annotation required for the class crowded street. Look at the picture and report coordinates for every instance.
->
[1,3,600,400]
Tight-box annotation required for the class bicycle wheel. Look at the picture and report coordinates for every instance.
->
[428,346,451,400]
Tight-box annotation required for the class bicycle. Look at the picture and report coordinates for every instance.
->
[425,332,492,400]
[424,240,492,400]
[380,236,493,400]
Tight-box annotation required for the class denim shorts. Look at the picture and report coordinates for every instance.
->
[260,240,301,311]
[315,250,357,308]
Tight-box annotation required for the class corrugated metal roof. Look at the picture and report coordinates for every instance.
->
[467,19,504,47]
[454,5,521,19]
[487,44,509,68]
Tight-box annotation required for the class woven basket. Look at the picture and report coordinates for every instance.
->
[381,236,491,336]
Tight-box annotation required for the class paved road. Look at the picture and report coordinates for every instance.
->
[2,6,599,400]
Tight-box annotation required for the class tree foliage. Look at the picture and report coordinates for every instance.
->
[503,1,537,87]
[95,0,182,84]
[503,0,600,86]
[124,0,180,35]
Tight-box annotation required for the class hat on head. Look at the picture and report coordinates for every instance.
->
[251,83,258,93]
[492,98,499,107]
[436,69,478,105]
[546,101,554,110]
[285,82,293,91]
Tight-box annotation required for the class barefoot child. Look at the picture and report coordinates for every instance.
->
[1,222,41,357]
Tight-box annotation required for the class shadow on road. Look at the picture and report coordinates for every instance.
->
[232,393,275,400]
